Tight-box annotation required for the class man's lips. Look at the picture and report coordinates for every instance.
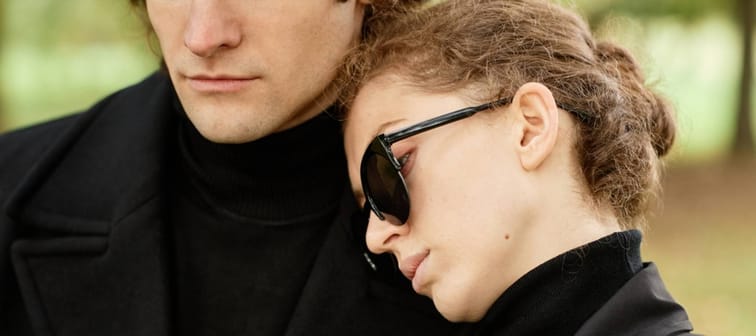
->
[185,75,259,93]
[399,251,429,281]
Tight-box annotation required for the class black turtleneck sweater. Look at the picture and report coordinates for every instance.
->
[467,230,644,336]
[168,112,347,336]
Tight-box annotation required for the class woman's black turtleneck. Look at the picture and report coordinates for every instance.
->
[467,230,644,336]
[168,111,347,336]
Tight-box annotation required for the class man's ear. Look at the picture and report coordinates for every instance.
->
[510,82,559,171]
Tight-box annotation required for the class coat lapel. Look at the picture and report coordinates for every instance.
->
[4,73,177,336]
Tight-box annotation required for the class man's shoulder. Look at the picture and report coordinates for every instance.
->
[0,72,170,146]
[0,72,172,197]
[0,115,80,194]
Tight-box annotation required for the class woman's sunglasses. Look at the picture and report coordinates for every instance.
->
[359,97,590,225]
[359,98,512,225]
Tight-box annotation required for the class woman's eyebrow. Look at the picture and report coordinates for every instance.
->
[375,118,408,135]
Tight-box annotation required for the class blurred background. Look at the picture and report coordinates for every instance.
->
[0,0,754,334]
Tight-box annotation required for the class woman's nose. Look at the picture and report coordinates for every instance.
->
[365,212,410,255]
[184,1,243,58]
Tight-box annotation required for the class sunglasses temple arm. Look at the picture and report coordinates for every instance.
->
[384,98,512,144]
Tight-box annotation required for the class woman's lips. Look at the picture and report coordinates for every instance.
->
[399,251,430,283]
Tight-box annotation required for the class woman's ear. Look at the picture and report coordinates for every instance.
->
[510,82,559,171]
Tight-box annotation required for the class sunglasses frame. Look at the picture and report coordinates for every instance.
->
[359,95,592,225]
[360,97,513,225]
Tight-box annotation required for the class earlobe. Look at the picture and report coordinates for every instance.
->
[511,82,560,171]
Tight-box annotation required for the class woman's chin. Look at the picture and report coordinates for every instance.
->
[432,293,488,323]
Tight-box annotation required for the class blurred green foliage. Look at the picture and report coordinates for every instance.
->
[562,0,754,163]
[570,0,735,22]
[0,0,156,128]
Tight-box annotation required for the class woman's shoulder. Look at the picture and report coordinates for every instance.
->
[575,262,699,336]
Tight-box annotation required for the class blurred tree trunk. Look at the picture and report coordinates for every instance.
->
[733,0,754,157]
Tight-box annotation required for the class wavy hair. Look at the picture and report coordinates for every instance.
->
[340,0,676,228]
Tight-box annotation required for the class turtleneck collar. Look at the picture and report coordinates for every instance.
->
[469,230,643,336]
[174,107,347,224]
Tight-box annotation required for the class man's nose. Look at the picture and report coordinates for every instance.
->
[184,0,242,58]
[365,212,410,255]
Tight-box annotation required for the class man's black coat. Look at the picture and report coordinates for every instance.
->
[0,73,456,336]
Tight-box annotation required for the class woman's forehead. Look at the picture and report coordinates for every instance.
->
[347,78,410,131]
[350,76,474,125]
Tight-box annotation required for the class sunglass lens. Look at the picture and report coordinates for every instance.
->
[364,151,410,223]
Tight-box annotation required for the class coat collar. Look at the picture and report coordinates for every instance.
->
[5,72,175,234]
[5,72,178,336]
[575,262,696,336]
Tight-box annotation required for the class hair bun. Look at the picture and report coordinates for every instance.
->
[595,42,644,84]
[595,42,676,157]
[647,92,676,156]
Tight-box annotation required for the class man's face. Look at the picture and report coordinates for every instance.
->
[147,0,368,143]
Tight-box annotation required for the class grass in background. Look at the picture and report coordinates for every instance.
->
[645,160,756,336]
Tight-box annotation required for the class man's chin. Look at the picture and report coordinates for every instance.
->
[196,126,266,144]
[185,118,263,144]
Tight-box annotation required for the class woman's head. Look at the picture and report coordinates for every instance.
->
[341,0,675,322]
[343,0,675,228]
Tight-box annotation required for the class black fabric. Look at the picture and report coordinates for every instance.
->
[0,72,459,336]
[464,230,696,336]
[575,263,697,336]
[174,111,346,221]
[1,73,177,336]
[170,110,346,335]
[468,230,644,336]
